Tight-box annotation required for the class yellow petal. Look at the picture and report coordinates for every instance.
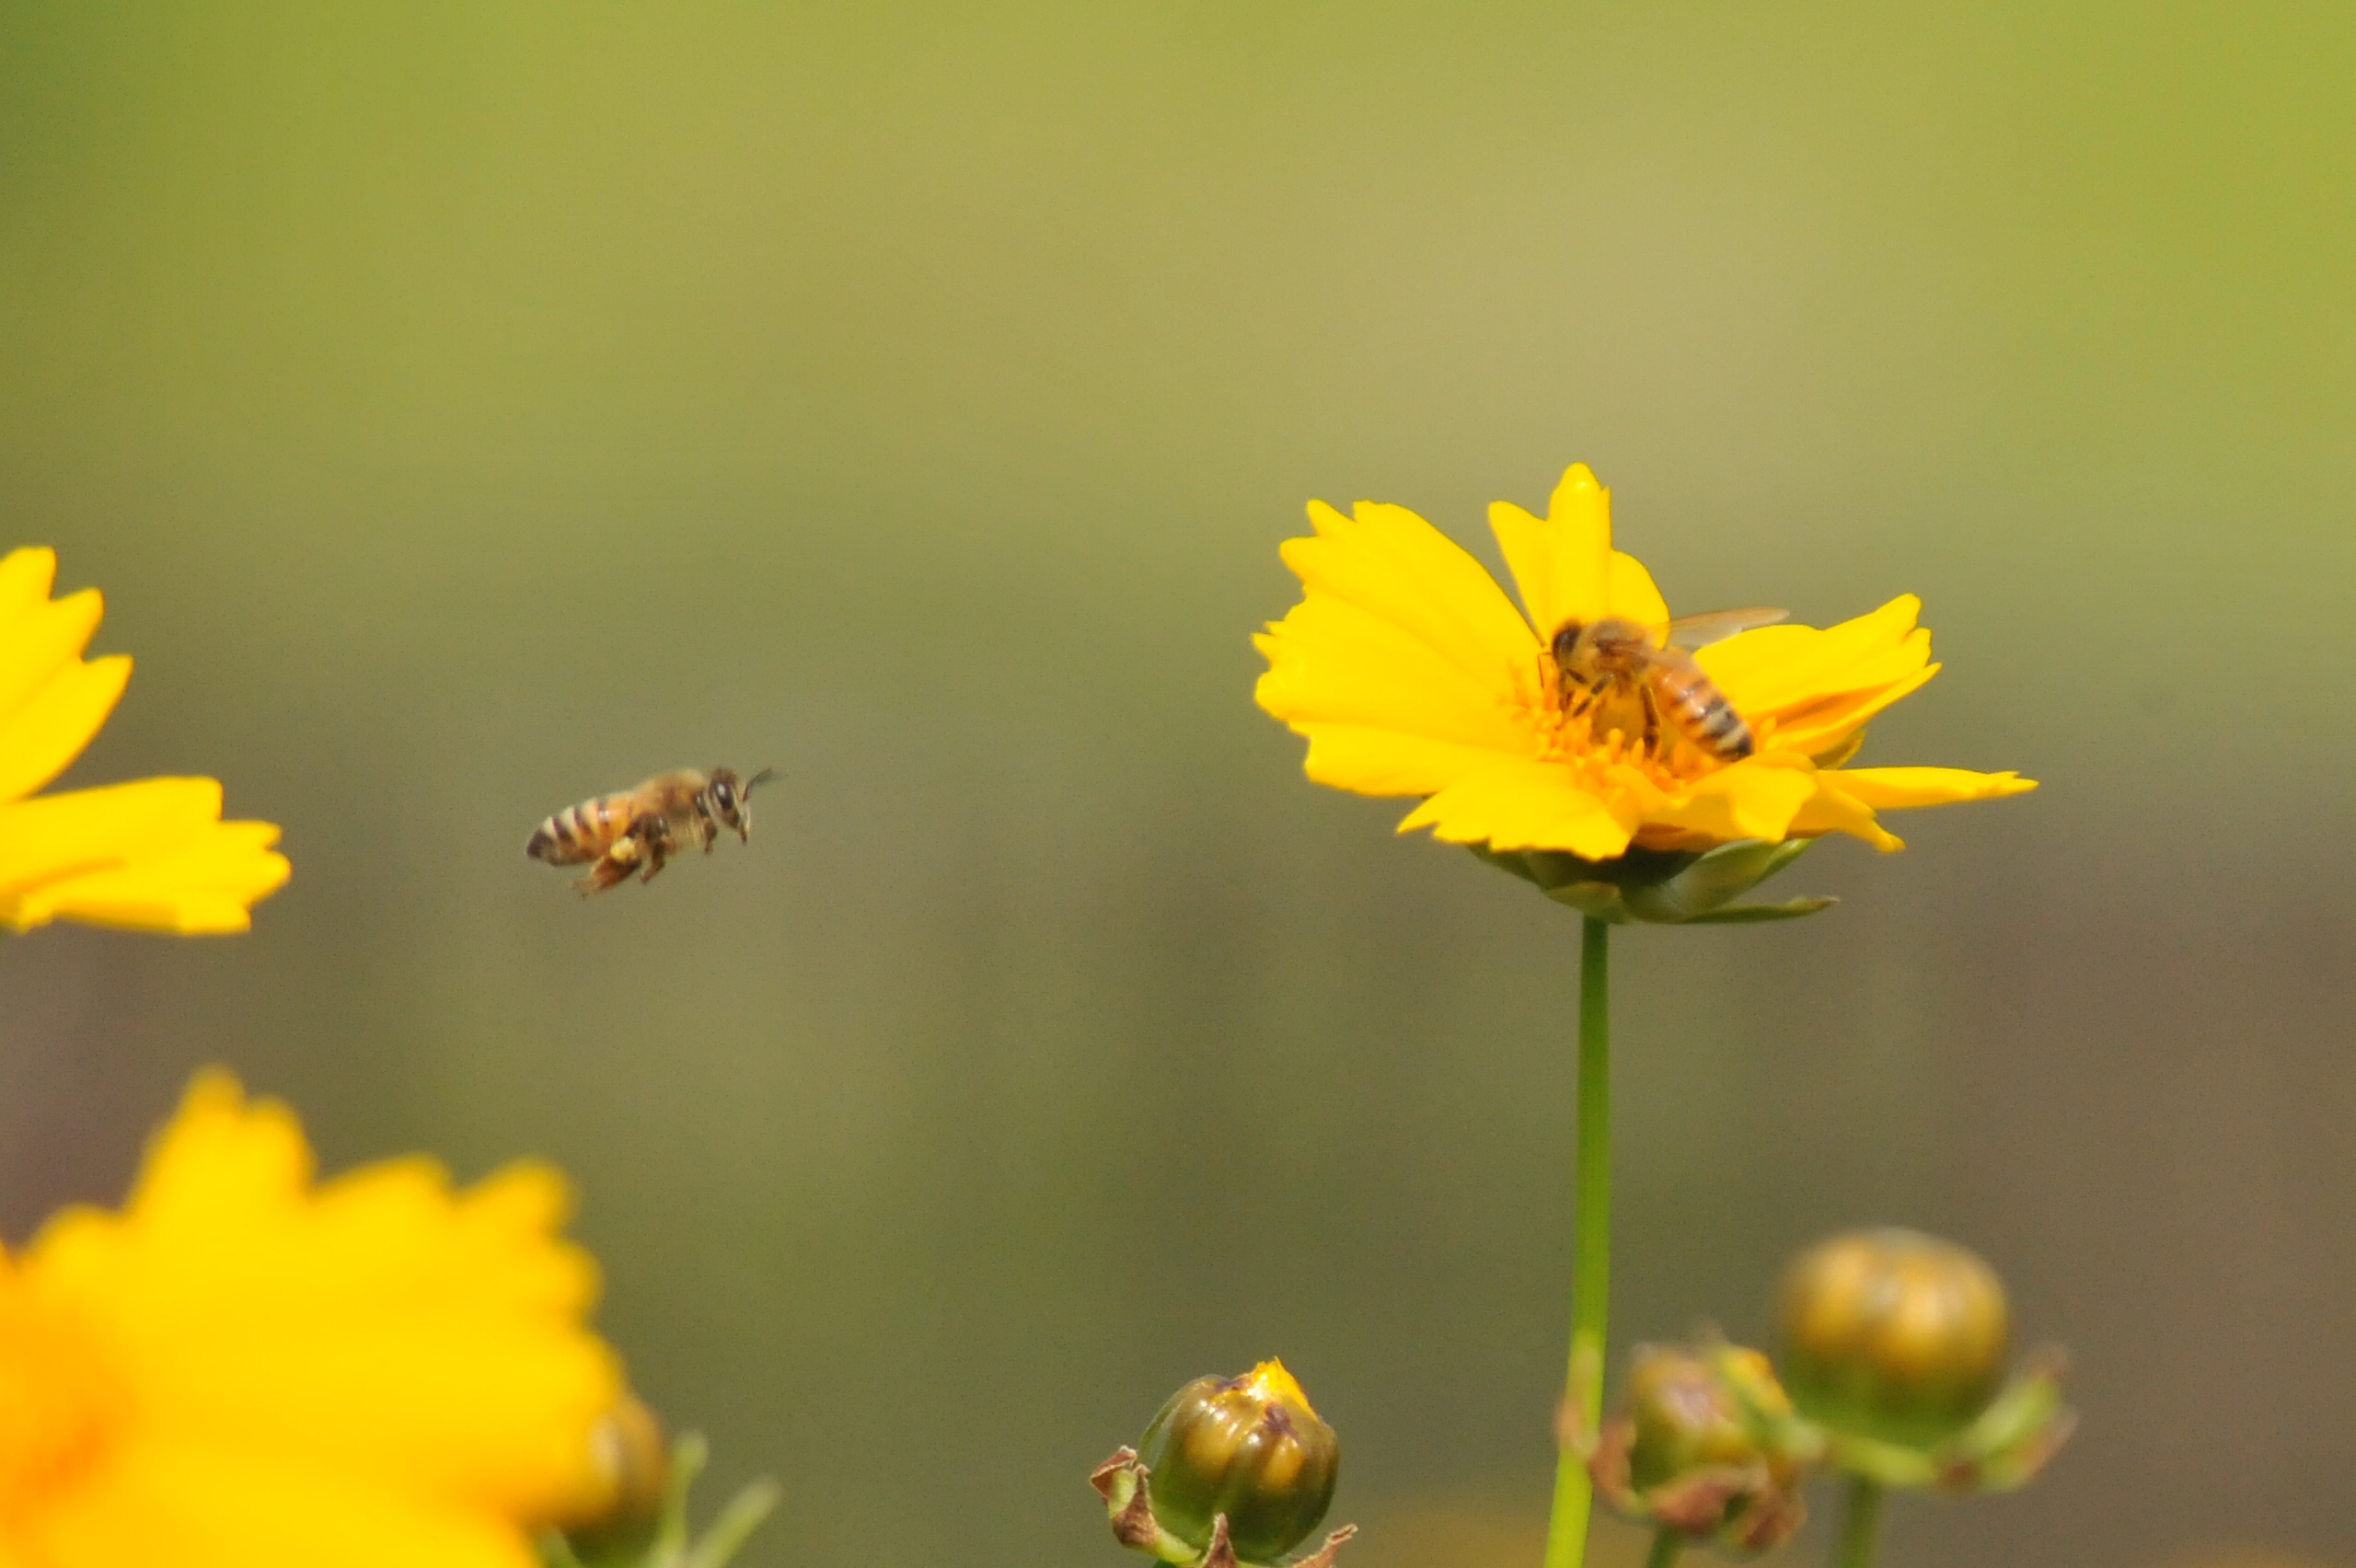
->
[1699,596,1929,714]
[0,546,58,623]
[1488,464,1598,635]
[2,819,289,934]
[1784,778,1906,851]
[1646,756,1822,844]
[1281,500,1537,695]
[0,586,105,731]
[1291,722,1527,797]
[37,1439,544,1568]
[1825,767,2038,809]
[0,653,130,803]
[121,1069,314,1225]
[1253,589,1534,754]
[1491,467,1671,645]
[1398,756,1643,859]
[0,778,226,895]
[1603,550,1671,633]
[11,1071,618,1563]
[1758,662,1940,758]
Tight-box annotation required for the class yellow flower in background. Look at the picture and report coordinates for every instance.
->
[1254,465,2033,860]
[0,546,288,934]
[0,1072,619,1568]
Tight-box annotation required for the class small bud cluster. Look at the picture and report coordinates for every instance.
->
[1582,1229,2073,1555]
[1089,1236,2068,1567]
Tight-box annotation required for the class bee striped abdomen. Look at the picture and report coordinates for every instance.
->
[525,793,635,864]
[1656,666,1754,760]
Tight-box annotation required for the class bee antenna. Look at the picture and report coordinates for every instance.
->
[745,767,778,793]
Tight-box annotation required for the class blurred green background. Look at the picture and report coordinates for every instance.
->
[2,5,2352,1565]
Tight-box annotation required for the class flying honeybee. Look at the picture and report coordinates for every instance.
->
[1550,608,1787,761]
[525,767,775,894]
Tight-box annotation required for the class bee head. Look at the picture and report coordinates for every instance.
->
[703,767,777,840]
[1549,619,1586,667]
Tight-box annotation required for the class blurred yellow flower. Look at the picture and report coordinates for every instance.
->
[0,1071,620,1567]
[1253,465,2034,859]
[0,547,287,934]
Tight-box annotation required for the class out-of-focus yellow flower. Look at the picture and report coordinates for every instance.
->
[0,1071,620,1568]
[1253,466,2033,860]
[0,547,287,933]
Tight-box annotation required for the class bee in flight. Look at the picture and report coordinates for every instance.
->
[1550,607,1787,762]
[525,767,776,894]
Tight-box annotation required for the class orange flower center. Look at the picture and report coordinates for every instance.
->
[0,1283,130,1527]
[1510,651,1773,792]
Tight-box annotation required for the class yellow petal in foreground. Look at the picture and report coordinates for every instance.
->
[1,1071,620,1567]
[0,547,287,935]
[1254,466,2034,870]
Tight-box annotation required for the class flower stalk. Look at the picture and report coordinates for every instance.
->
[1644,1529,1684,1568]
[1834,1477,1884,1568]
[1543,917,1612,1568]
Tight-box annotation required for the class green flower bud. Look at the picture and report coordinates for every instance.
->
[1777,1228,2009,1450]
[1473,838,1834,925]
[1135,1361,1340,1564]
[1623,1346,1760,1490]
[1589,1342,1814,1554]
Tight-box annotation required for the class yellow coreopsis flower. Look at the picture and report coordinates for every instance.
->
[0,1071,620,1567]
[0,546,288,934]
[1253,465,2033,863]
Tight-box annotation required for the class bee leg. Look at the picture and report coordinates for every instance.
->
[1577,675,1614,733]
[577,837,641,894]
[1637,681,1663,757]
[635,823,675,884]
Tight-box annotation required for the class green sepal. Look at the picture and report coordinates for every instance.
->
[1937,1354,2075,1493]
[1816,1354,2073,1495]
[1091,1448,1358,1568]
[1472,838,1832,926]
[1814,1431,1941,1491]
[1680,897,1840,925]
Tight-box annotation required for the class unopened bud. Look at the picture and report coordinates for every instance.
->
[1137,1360,1340,1563]
[1590,1341,1812,1555]
[1777,1228,2009,1450]
[1625,1345,1785,1489]
[556,1391,670,1548]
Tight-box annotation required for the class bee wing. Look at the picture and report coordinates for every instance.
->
[1661,606,1788,650]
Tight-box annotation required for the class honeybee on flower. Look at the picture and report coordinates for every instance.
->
[1548,605,1789,764]
[1253,464,2032,865]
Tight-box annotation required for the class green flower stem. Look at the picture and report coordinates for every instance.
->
[1836,1477,1886,1568]
[1642,1528,1683,1568]
[1542,917,1612,1568]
